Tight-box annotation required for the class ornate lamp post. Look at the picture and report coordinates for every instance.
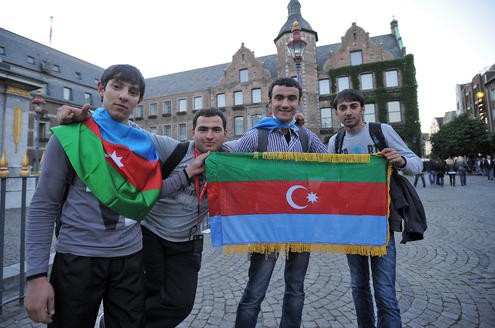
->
[287,20,307,113]
[31,92,46,173]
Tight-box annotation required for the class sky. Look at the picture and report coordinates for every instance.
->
[1,0,494,133]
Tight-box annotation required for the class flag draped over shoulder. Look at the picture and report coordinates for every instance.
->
[206,152,391,256]
[51,107,162,220]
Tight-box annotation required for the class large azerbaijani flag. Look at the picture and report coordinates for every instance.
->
[206,152,391,256]
[51,107,162,220]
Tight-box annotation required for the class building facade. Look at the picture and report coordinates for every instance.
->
[0,0,422,175]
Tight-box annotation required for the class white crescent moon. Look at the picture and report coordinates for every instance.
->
[286,185,308,210]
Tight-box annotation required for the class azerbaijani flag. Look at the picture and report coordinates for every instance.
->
[206,152,391,256]
[51,107,162,220]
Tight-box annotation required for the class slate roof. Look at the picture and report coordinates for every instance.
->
[0,27,103,104]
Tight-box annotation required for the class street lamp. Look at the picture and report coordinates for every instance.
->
[476,91,486,121]
[31,92,46,173]
[287,20,307,113]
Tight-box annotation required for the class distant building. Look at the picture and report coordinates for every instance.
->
[0,0,422,174]
[457,64,495,132]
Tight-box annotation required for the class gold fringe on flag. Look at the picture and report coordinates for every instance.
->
[224,243,388,256]
[254,152,371,163]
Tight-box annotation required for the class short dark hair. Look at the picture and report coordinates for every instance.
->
[192,108,227,129]
[268,78,302,100]
[100,64,146,102]
[333,89,365,109]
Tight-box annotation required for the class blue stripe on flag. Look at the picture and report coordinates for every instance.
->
[209,214,388,247]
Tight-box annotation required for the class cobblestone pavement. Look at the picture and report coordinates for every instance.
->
[1,175,494,327]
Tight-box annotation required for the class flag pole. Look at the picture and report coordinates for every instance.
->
[49,16,53,45]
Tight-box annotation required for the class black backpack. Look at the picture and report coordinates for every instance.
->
[334,122,427,243]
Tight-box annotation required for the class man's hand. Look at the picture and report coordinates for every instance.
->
[380,148,406,168]
[295,113,305,126]
[184,151,210,178]
[24,277,55,324]
[56,103,92,124]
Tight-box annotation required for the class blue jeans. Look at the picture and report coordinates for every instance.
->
[346,233,402,328]
[427,171,436,185]
[235,251,310,328]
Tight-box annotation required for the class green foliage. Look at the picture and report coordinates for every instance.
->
[430,113,492,158]
[327,54,421,154]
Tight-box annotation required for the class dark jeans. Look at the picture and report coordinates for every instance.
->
[142,226,202,328]
[235,251,310,328]
[458,169,467,186]
[413,173,425,187]
[49,251,145,328]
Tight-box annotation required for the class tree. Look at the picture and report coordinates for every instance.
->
[430,113,491,159]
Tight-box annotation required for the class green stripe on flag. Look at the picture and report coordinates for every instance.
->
[206,152,387,183]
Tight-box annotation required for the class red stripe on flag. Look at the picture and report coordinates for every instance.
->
[85,119,161,191]
[207,180,388,216]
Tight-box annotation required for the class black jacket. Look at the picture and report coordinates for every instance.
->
[389,171,427,244]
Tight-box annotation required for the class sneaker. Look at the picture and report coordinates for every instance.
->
[96,313,105,328]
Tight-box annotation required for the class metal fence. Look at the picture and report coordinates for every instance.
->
[0,175,34,314]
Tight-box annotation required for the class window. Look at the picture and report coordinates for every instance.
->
[163,125,172,137]
[239,69,248,83]
[385,70,399,88]
[251,88,261,104]
[217,93,226,108]
[251,114,262,128]
[26,56,35,64]
[149,126,157,134]
[489,88,495,101]
[319,79,330,95]
[387,101,401,123]
[360,73,374,90]
[39,122,48,141]
[63,87,72,101]
[320,107,332,128]
[178,123,187,141]
[162,100,171,115]
[84,92,92,105]
[0,46,5,55]
[234,91,243,105]
[75,72,82,80]
[234,116,244,136]
[337,77,350,92]
[178,98,187,112]
[350,51,363,66]
[53,65,60,73]
[135,105,144,119]
[149,103,158,117]
[364,103,376,123]
[193,96,203,110]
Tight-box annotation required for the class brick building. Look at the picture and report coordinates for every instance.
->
[0,0,422,174]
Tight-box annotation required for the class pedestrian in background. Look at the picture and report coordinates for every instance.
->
[456,156,468,186]
[445,156,457,187]
[483,155,494,180]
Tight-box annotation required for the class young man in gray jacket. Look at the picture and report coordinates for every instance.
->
[142,108,233,327]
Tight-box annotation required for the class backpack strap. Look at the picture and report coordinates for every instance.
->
[161,141,190,178]
[257,127,310,152]
[257,129,269,152]
[298,127,310,152]
[334,127,346,153]
[368,122,387,151]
